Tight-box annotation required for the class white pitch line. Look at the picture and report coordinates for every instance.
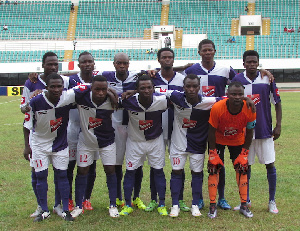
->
[3,123,23,126]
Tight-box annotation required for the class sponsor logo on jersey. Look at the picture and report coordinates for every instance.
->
[159,88,166,92]
[224,127,238,136]
[202,86,215,96]
[50,117,63,132]
[131,111,138,115]
[276,88,280,97]
[247,94,260,105]
[176,105,185,110]
[38,111,48,115]
[78,84,88,91]
[88,117,103,129]
[182,118,197,128]
[139,120,153,130]
[24,112,30,121]
[21,97,25,105]
[109,82,117,86]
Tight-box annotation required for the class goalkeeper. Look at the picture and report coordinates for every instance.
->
[207,81,256,219]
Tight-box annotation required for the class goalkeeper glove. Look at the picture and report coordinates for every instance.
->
[207,149,224,175]
[234,148,249,174]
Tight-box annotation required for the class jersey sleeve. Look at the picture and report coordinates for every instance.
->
[20,85,30,108]
[270,81,281,105]
[229,66,237,80]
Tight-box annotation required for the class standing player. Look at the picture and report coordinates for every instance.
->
[21,52,70,218]
[119,75,168,216]
[231,50,282,214]
[182,39,236,210]
[102,53,146,210]
[70,75,120,218]
[147,48,189,212]
[207,81,256,218]
[28,73,75,222]
[67,51,98,211]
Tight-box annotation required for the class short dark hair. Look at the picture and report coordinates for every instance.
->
[42,51,57,64]
[78,51,94,61]
[198,39,216,51]
[243,50,259,62]
[228,81,245,90]
[157,47,175,60]
[183,74,200,85]
[136,74,153,89]
[92,75,107,83]
[45,73,63,85]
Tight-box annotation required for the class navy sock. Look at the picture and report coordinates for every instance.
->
[153,168,166,206]
[170,173,182,206]
[150,167,157,201]
[267,167,277,201]
[179,169,185,201]
[85,161,96,200]
[53,168,61,207]
[123,169,136,206]
[75,174,88,208]
[191,172,203,205]
[106,173,117,206]
[31,170,40,206]
[54,168,70,211]
[247,166,251,202]
[133,166,143,200]
[218,166,225,200]
[115,165,123,200]
[67,160,76,200]
[35,169,49,212]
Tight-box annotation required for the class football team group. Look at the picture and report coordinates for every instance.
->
[20,39,282,222]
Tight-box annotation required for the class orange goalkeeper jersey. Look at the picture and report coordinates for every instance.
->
[209,99,256,146]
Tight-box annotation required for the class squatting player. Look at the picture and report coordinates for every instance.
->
[232,50,282,214]
[207,81,256,219]
[119,75,168,216]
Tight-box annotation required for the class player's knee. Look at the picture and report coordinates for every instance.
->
[153,168,164,175]
[191,170,202,175]
[266,162,275,169]
[103,165,115,175]
[77,166,89,175]
[54,168,67,179]
[172,169,183,175]
[35,169,48,180]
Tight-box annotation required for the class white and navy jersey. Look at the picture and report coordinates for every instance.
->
[121,93,168,142]
[22,74,70,129]
[232,71,281,139]
[184,62,236,97]
[152,71,185,140]
[103,70,140,125]
[74,85,115,149]
[162,90,219,154]
[28,90,76,153]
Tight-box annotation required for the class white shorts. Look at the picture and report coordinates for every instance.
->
[113,123,128,165]
[248,138,275,165]
[125,134,165,170]
[77,138,116,167]
[31,147,69,172]
[67,122,81,161]
[170,143,205,172]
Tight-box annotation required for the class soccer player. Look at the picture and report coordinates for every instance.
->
[67,51,98,211]
[231,50,282,214]
[28,73,74,222]
[207,81,256,218]
[102,52,146,210]
[71,75,120,218]
[21,52,70,218]
[147,48,190,212]
[119,74,168,216]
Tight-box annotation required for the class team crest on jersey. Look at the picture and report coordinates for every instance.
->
[275,88,280,97]
[24,112,30,121]
[38,111,48,115]
[202,86,215,96]
[139,120,153,130]
[21,97,25,105]
[224,127,238,136]
[247,94,260,105]
[158,87,166,92]
[50,117,63,132]
[182,118,197,128]
[88,117,103,129]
